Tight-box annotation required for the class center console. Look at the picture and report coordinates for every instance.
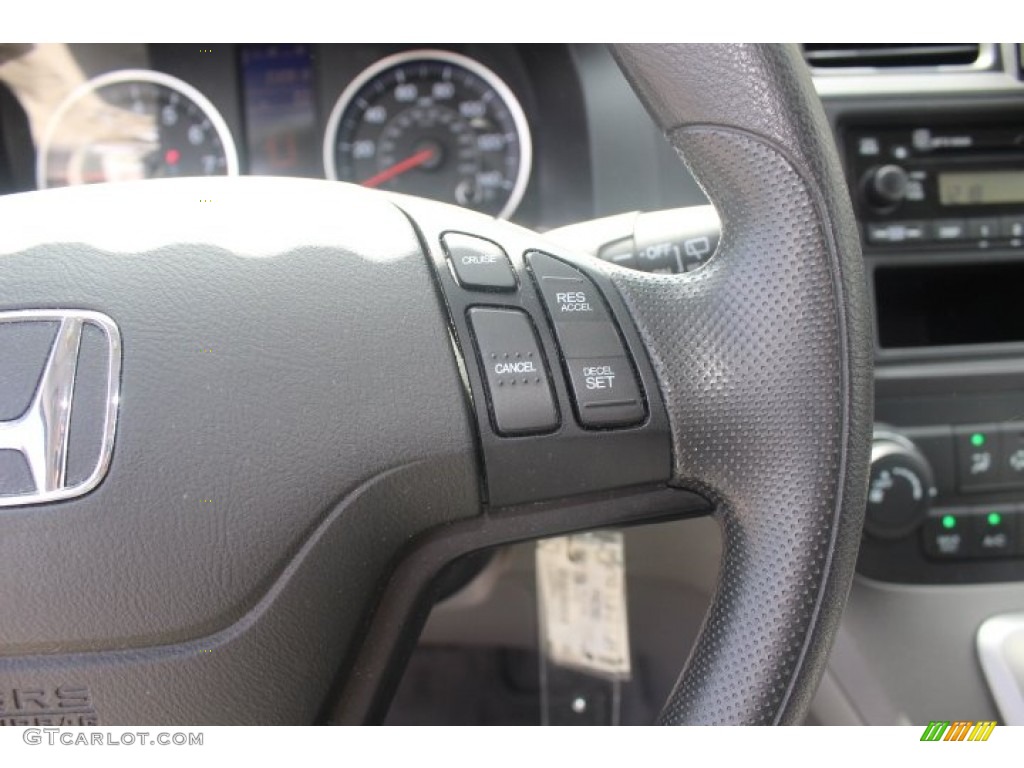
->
[837,100,1024,584]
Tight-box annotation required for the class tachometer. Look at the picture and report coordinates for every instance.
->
[324,50,532,219]
[37,69,238,189]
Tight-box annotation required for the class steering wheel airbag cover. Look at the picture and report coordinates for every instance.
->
[0,178,480,723]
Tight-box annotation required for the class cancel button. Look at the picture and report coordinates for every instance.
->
[565,357,645,428]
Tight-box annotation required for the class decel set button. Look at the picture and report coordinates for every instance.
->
[527,252,645,428]
[564,358,644,427]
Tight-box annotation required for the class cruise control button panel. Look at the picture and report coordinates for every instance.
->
[411,199,671,507]
[468,307,558,436]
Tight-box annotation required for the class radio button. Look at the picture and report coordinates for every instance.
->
[931,219,968,241]
[866,221,927,245]
[867,164,909,208]
[967,218,1001,240]
[904,179,925,202]
[857,136,881,156]
[1001,216,1024,239]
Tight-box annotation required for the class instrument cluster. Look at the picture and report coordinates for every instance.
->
[0,44,588,226]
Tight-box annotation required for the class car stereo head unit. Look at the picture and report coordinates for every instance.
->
[844,122,1024,249]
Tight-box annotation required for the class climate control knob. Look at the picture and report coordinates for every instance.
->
[864,164,909,210]
[865,431,937,539]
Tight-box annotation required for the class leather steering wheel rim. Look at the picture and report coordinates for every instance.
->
[0,43,870,726]
[609,44,872,724]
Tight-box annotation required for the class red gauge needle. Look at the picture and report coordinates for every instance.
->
[360,148,435,189]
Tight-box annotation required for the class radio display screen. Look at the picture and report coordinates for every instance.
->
[938,170,1024,206]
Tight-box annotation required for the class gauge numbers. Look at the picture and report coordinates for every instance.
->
[37,69,238,189]
[324,50,532,219]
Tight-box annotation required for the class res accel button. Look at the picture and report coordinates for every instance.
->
[442,233,516,291]
[527,251,622,359]
[467,307,558,436]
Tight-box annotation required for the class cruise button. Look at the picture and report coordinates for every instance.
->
[443,233,516,291]
[565,357,644,428]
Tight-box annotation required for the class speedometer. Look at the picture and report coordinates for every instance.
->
[323,50,532,219]
[37,69,238,189]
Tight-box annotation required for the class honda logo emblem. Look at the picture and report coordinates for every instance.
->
[0,310,121,507]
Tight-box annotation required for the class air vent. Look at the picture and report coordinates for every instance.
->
[803,44,982,69]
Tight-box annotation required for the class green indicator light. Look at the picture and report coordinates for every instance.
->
[942,515,957,530]
[988,512,1002,526]
[971,433,986,447]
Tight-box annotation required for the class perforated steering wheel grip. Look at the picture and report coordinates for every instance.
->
[609,43,872,724]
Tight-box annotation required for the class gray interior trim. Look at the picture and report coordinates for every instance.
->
[838,576,1024,723]
[977,613,1024,724]
[813,44,1024,98]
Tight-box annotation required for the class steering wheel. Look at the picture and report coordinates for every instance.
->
[0,44,870,725]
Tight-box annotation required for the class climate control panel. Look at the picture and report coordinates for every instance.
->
[859,423,1024,583]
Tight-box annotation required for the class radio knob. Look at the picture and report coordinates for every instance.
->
[865,432,936,539]
[864,164,910,210]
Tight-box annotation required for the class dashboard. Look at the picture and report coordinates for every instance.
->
[3,42,1024,726]
[0,43,609,229]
